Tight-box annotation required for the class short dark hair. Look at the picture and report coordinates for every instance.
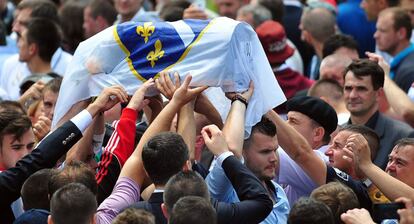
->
[48,161,97,197]
[339,125,380,161]
[170,196,217,224]
[0,100,26,114]
[59,1,86,54]
[344,59,384,90]
[142,132,189,186]
[50,183,97,224]
[308,79,343,101]
[25,18,61,62]
[88,0,117,25]
[164,171,210,213]
[21,168,57,211]
[383,7,412,40]
[43,76,62,94]
[386,0,400,7]
[112,208,156,224]
[244,116,277,149]
[257,0,284,22]
[311,182,360,224]
[288,197,335,224]
[159,0,191,22]
[0,109,32,148]
[322,34,359,58]
[17,0,59,23]
[394,138,414,150]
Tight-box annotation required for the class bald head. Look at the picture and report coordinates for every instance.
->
[301,7,336,43]
[319,54,352,86]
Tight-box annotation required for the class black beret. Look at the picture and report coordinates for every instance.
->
[286,96,338,135]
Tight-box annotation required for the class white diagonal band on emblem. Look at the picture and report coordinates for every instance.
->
[168,20,195,48]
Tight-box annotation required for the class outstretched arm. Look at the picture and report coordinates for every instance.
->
[222,81,254,159]
[346,134,414,201]
[266,110,327,185]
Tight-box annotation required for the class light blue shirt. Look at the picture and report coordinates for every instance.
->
[206,159,290,224]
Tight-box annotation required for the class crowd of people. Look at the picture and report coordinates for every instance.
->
[1,0,414,223]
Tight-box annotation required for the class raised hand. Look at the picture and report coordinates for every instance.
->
[127,78,155,111]
[201,124,229,156]
[343,133,372,169]
[170,75,208,107]
[87,85,128,117]
[155,71,180,100]
[19,81,45,108]
[33,115,52,141]
[225,81,254,104]
[365,52,390,76]
[396,197,414,224]
[340,208,375,224]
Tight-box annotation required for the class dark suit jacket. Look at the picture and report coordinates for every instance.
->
[213,156,273,224]
[127,156,272,224]
[0,121,82,223]
[129,192,166,224]
[374,113,413,169]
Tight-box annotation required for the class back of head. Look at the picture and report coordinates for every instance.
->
[59,0,87,54]
[48,161,97,197]
[163,171,210,213]
[142,132,189,186]
[288,197,335,224]
[238,4,272,28]
[159,0,191,21]
[112,208,156,224]
[17,0,59,22]
[301,7,336,43]
[170,196,217,224]
[322,34,359,58]
[0,100,26,114]
[311,182,360,224]
[339,125,380,160]
[26,18,61,62]
[308,79,344,105]
[319,54,352,86]
[344,59,384,90]
[257,0,284,22]
[50,183,97,224]
[89,0,117,25]
[21,168,57,211]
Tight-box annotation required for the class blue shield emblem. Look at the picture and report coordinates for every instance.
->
[114,19,212,81]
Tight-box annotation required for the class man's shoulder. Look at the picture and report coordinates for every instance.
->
[397,51,414,71]
[377,113,412,134]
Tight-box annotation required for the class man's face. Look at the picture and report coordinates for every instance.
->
[0,130,35,170]
[215,0,242,19]
[287,111,318,149]
[360,0,382,21]
[374,13,401,56]
[320,64,345,87]
[386,145,414,188]
[13,8,31,36]
[83,6,98,38]
[114,0,141,21]
[344,71,378,117]
[17,29,32,62]
[244,132,279,181]
[325,130,353,171]
[41,90,58,120]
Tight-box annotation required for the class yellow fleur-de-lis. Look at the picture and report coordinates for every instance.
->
[136,22,155,43]
[147,40,165,68]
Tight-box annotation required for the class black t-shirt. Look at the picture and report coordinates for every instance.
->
[326,166,373,212]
